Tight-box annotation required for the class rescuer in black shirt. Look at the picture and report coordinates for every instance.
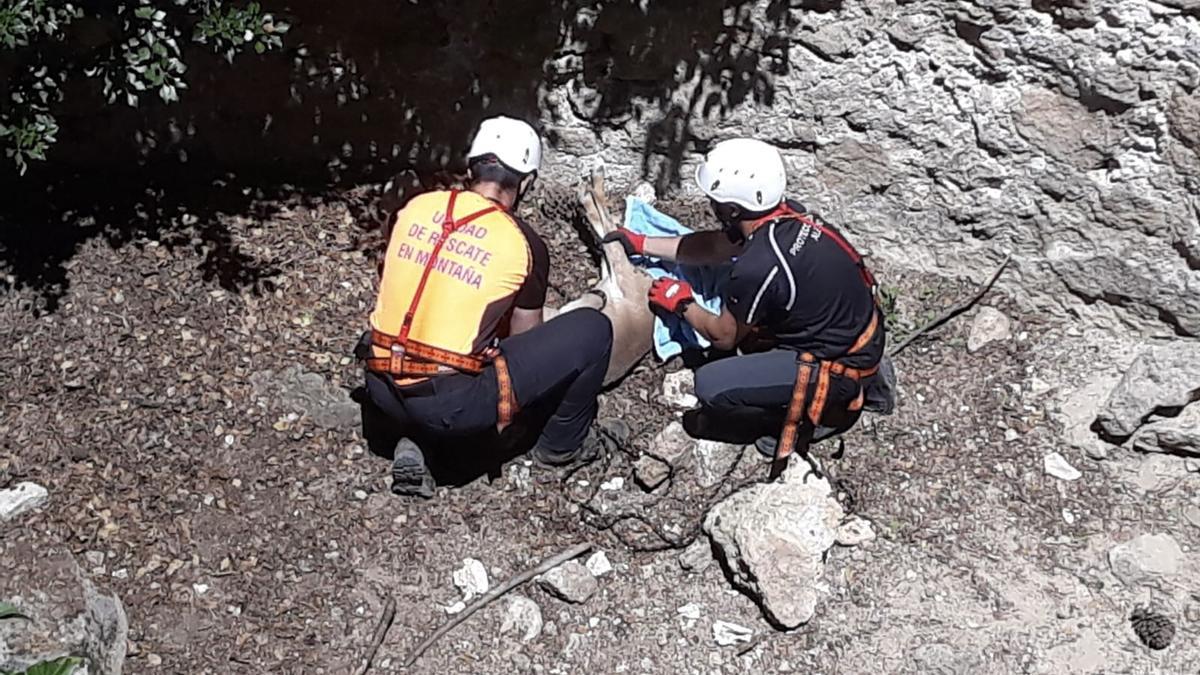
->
[604,138,894,461]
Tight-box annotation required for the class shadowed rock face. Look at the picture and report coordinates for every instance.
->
[545,0,1200,344]
[4,0,1198,346]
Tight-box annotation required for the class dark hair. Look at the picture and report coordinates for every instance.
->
[468,155,526,190]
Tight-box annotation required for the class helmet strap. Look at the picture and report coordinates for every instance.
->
[512,172,537,212]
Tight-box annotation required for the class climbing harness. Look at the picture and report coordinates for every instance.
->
[364,190,519,431]
[748,203,883,464]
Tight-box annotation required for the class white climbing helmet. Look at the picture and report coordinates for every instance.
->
[467,116,542,175]
[694,138,786,212]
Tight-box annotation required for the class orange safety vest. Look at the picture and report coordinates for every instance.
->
[747,203,883,463]
[365,189,530,429]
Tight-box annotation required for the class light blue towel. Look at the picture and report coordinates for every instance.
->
[622,197,731,360]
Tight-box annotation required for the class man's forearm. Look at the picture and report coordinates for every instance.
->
[682,304,739,351]
[641,235,682,262]
[628,231,740,267]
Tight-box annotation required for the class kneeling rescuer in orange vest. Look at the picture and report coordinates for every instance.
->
[357,117,615,498]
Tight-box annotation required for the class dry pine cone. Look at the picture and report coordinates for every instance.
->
[1130,606,1175,650]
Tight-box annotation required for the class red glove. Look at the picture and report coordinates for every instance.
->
[601,228,647,256]
[648,277,695,315]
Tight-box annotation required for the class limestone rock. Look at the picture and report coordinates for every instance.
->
[1044,452,1082,481]
[537,560,598,604]
[0,549,127,675]
[712,619,753,646]
[1014,88,1113,170]
[678,538,713,573]
[1108,534,1184,587]
[633,455,670,492]
[1168,91,1200,151]
[692,440,744,489]
[499,594,543,643]
[967,307,1013,353]
[661,370,698,409]
[452,558,489,601]
[250,365,359,430]
[703,463,841,628]
[1095,340,1200,439]
[585,551,612,578]
[836,516,876,547]
[1131,404,1200,456]
[0,482,48,522]
[635,422,695,491]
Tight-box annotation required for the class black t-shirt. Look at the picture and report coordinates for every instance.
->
[724,201,883,364]
[512,214,550,310]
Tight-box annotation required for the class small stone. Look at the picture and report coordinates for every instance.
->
[967,307,1013,353]
[678,538,713,572]
[537,560,598,603]
[661,370,699,408]
[1044,452,1082,481]
[677,603,702,621]
[1063,509,1076,525]
[444,600,466,615]
[147,654,162,666]
[500,594,543,642]
[452,558,489,600]
[634,455,671,492]
[0,481,49,521]
[1108,534,1183,587]
[352,490,368,501]
[192,583,209,595]
[1004,429,1019,442]
[585,551,612,578]
[836,517,876,547]
[1183,506,1200,529]
[636,422,697,492]
[712,619,753,646]
[599,476,624,491]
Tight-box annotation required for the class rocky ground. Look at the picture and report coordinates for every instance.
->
[2,179,1198,674]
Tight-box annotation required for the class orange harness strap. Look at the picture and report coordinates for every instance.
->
[494,355,517,432]
[778,353,816,455]
[365,190,520,430]
[773,318,880,463]
[767,206,883,465]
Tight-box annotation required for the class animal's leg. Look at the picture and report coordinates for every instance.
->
[579,168,644,300]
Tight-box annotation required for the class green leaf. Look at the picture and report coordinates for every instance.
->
[26,656,83,675]
[254,41,264,54]
[0,601,29,621]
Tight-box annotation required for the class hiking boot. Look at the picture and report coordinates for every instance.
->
[754,435,778,459]
[530,419,630,469]
[391,438,435,499]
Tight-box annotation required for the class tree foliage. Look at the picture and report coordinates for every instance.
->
[0,0,288,174]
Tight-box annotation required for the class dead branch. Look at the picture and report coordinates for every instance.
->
[355,596,396,675]
[888,253,1011,358]
[402,542,594,668]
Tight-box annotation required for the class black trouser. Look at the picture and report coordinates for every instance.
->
[363,308,613,456]
[691,349,894,445]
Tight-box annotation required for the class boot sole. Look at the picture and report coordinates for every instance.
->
[391,440,435,499]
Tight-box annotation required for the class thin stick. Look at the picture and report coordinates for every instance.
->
[736,631,771,656]
[402,542,594,668]
[356,596,396,675]
[888,253,1011,358]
